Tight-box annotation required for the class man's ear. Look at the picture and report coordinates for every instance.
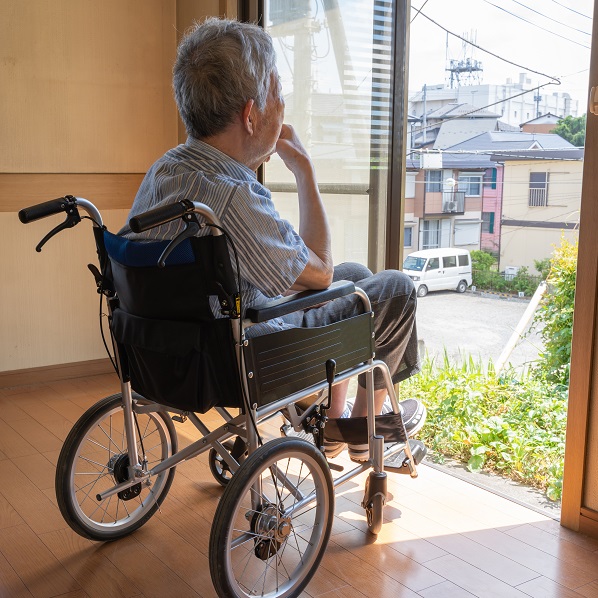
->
[242,99,255,135]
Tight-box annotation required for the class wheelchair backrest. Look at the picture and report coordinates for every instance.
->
[102,230,243,413]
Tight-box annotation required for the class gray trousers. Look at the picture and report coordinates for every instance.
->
[284,263,420,389]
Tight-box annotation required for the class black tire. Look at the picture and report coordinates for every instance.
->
[55,393,177,541]
[417,284,428,297]
[208,440,236,486]
[456,280,468,293]
[365,494,384,535]
[209,437,334,598]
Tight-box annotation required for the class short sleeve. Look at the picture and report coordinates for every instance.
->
[223,182,308,297]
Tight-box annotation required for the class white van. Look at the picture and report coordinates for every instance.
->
[403,248,472,297]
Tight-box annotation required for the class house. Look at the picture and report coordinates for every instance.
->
[493,148,584,272]
[404,150,491,256]
[411,102,502,149]
[404,131,580,264]
[520,113,562,134]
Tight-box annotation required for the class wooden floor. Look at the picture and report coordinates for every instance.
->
[1,374,598,598]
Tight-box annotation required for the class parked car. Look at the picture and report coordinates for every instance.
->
[403,248,472,297]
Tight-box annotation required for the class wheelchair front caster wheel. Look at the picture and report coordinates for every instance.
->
[209,437,334,597]
[208,437,247,486]
[362,471,387,535]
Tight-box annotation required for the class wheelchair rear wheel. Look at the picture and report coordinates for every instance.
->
[209,437,334,598]
[55,393,177,541]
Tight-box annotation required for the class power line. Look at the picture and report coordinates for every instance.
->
[411,0,431,22]
[548,0,592,20]
[412,9,562,84]
[507,0,591,36]
[480,0,591,49]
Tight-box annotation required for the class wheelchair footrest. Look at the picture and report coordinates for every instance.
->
[384,440,427,474]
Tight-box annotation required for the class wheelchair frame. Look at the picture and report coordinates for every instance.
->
[19,195,425,598]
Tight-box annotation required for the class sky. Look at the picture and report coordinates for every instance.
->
[407,0,593,109]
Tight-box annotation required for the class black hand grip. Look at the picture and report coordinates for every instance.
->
[18,198,69,224]
[129,202,187,233]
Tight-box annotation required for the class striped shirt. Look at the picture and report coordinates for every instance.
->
[120,137,309,336]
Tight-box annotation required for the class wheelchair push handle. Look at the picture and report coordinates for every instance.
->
[19,197,72,224]
[129,200,225,238]
[19,196,103,252]
[129,201,190,233]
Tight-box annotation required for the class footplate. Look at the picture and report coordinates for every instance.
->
[384,440,427,476]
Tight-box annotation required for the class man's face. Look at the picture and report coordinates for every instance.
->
[249,70,285,168]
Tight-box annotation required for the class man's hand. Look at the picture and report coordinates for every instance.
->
[276,124,313,177]
[275,124,333,291]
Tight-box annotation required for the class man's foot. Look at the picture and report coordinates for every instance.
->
[323,439,347,459]
[343,398,426,435]
[347,398,427,462]
[281,423,347,459]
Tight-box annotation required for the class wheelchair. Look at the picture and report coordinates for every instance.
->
[19,195,427,598]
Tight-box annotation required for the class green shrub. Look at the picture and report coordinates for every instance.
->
[534,258,551,280]
[532,236,578,386]
[471,250,497,272]
[403,353,566,500]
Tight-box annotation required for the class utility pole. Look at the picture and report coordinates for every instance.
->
[534,93,542,118]
[422,84,427,146]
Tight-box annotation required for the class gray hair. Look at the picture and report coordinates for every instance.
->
[173,18,277,139]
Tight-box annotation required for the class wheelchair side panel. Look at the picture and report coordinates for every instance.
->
[243,312,374,407]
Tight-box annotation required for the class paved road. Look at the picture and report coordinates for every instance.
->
[415,290,544,371]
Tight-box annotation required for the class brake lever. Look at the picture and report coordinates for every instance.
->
[35,208,81,252]
[157,217,201,267]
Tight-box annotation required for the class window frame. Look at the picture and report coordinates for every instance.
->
[529,171,550,207]
[425,170,443,193]
[458,172,483,197]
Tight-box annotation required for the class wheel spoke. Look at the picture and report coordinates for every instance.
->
[56,395,175,540]
[211,439,332,597]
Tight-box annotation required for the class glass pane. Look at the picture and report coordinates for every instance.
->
[264,0,395,268]
[406,0,590,515]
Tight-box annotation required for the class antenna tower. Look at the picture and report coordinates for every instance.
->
[446,30,483,88]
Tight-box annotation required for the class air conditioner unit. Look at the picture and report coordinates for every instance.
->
[445,201,456,212]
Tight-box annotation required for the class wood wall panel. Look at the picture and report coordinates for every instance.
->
[0,0,178,174]
[0,174,143,212]
[1,210,130,372]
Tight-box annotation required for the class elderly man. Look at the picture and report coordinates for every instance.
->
[121,18,425,461]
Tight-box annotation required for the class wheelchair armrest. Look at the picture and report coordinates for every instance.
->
[245,280,356,323]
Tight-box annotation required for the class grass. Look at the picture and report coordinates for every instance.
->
[402,352,567,501]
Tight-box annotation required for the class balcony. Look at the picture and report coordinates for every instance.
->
[529,187,548,207]
[442,190,465,213]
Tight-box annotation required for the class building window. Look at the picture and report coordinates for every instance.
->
[405,173,416,198]
[422,219,440,249]
[482,212,495,233]
[425,170,443,193]
[529,172,549,207]
[404,226,413,247]
[443,255,457,268]
[458,173,482,196]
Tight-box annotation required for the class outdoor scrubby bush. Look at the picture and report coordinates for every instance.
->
[402,354,567,501]
[404,237,578,502]
[532,236,578,387]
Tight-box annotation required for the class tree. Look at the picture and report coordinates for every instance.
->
[552,114,586,147]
